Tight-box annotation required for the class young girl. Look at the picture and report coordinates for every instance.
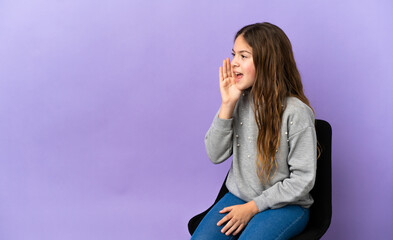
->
[191,22,320,240]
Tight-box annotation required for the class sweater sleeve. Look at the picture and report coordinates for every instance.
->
[204,108,234,164]
[252,126,317,212]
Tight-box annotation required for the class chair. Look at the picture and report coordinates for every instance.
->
[188,119,332,239]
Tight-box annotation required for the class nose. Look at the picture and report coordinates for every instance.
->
[231,58,239,68]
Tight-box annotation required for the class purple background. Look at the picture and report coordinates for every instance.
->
[0,0,392,239]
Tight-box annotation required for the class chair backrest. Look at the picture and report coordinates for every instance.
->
[292,119,332,239]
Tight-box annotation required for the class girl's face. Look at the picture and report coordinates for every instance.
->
[231,35,256,91]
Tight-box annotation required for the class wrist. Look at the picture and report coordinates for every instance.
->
[218,103,236,119]
[220,103,236,112]
[246,200,259,215]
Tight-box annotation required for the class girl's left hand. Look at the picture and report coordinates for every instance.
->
[217,201,259,236]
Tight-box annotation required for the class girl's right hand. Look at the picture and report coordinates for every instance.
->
[219,58,242,105]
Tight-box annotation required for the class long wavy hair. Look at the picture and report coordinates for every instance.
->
[234,22,321,184]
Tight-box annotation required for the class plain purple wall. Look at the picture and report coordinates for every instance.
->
[0,0,392,239]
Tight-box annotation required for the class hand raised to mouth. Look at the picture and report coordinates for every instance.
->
[219,57,242,105]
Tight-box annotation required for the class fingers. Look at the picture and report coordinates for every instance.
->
[216,205,244,236]
[226,57,233,78]
[222,220,240,236]
[222,58,233,80]
[233,224,244,236]
[217,214,229,226]
[219,66,223,81]
[222,59,227,79]
[219,206,232,213]
[220,219,233,234]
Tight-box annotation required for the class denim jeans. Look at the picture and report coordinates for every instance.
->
[191,192,309,240]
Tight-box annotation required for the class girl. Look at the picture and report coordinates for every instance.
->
[191,22,321,240]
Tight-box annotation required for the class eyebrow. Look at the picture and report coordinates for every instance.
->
[232,48,252,54]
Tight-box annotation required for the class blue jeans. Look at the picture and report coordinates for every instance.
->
[191,192,309,240]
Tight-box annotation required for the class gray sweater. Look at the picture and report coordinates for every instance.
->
[204,89,317,212]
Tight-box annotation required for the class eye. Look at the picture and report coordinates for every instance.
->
[231,52,235,57]
[241,55,246,59]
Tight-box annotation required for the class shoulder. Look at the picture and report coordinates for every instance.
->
[283,96,315,136]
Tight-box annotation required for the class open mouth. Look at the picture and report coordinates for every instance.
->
[235,72,243,82]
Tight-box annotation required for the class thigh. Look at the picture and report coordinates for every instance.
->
[238,205,309,240]
[191,192,246,240]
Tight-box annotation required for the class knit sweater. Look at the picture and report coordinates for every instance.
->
[204,88,317,212]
